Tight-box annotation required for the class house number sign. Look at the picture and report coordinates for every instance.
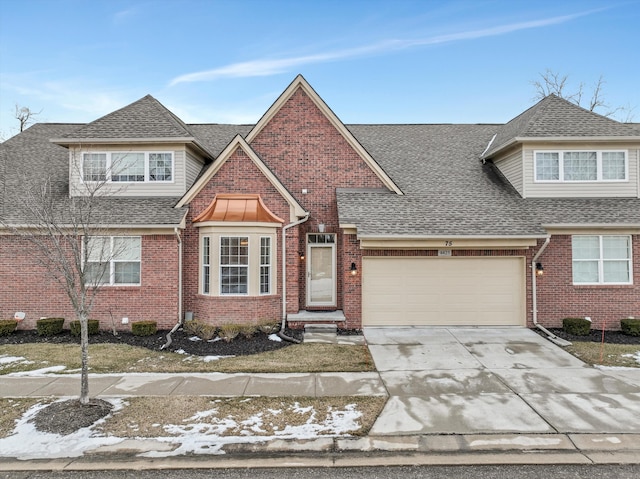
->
[438,249,452,257]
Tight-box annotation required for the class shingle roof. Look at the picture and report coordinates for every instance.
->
[484,94,639,157]
[59,95,195,140]
[0,123,186,227]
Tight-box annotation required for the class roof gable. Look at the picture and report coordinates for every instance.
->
[484,94,640,157]
[176,135,306,220]
[246,75,402,195]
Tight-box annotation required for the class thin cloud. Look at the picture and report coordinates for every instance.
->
[169,9,602,86]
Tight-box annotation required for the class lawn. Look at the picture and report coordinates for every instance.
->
[0,342,375,375]
[564,342,640,368]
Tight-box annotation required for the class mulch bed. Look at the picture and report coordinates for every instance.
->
[1,327,305,357]
[538,328,640,345]
[30,399,114,436]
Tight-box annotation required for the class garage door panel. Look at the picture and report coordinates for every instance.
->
[362,257,525,326]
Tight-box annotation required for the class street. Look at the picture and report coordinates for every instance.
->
[3,465,640,479]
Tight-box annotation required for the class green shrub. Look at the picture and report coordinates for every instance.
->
[183,320,217,340]
[621,318,640,337]
[0,320,18,336]
[131,320,157,337]
[257,320,280,335]
[219,323,241,343]
[69,319,100,337]
[36,317,65,336]
[562,317,591,336]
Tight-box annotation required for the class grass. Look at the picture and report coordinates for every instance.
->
[0,398,48,438]
[96,396,386,438]
[564,342,640,368]
[0,343,375,375]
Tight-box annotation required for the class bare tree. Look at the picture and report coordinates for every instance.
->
[3,149,130,404]
[532,69,635,121]
[14,104,41,132]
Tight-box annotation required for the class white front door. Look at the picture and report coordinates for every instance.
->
[307,233,336,307]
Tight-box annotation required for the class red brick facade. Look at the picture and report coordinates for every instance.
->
[0,235,179,330]
[535,235,640,330]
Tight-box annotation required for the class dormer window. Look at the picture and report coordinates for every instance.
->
[535,150,627,182]
[81,152,173,183]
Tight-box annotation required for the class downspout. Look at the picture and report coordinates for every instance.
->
[279,213,310,343]
[532,235,571,346]
[161,227,183,350]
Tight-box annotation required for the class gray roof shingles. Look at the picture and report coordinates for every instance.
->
[2,94,639,236]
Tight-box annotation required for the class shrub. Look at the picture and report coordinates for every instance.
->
[0,320,18,336]
[183,320,217,340]
[69,319,100,337]
[239,324,258,339]
[562,317,591,336]
[219,323,241,343]
[36,317,65,336]
[257,320,280,335]
[132,320,157,337]
[621,318,640,337]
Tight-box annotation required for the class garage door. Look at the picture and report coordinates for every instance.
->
[362,257,525,326]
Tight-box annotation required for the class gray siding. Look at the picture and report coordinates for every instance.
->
[523,142,640,198]
[185,149,205,190]
[494,148,523,196]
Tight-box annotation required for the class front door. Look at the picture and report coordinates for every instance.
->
[306,233,336,307]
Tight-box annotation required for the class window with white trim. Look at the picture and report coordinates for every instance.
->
[535,150,627,182]
[82,152,173,183]
[85,236,141,286]
[220,237,249,295]
[260,237,271,294]
[202,236,211,294]
[572,235,632,284]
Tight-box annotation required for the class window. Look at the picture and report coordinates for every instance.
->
[82,152,173,183]
[82,153,107,182]
[202,236,211,294]
[535,150,627,182]
[85,236,141,286]
[572,235,632,284]
[260,237,271,294]
[220,237,249,295]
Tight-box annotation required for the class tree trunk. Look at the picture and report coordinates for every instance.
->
[79,314,90,405]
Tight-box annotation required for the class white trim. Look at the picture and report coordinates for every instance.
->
[572,234,633,285]
[81,151,175,184]
[533,149,629,183]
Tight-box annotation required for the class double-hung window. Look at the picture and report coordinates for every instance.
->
[220,237,249,295]
[260,237,271,294]
[82,152,173,183]
[85,236,141,286]
[535,150,627,182]
[572,235,632,284]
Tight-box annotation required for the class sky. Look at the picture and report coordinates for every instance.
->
[1,0,639,139]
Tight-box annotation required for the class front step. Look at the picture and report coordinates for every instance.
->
[287,310,346,323]
[303,323,337,343]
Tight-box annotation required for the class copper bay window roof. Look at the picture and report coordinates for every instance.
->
[193,194,285,224]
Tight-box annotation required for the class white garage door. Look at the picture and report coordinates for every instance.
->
[362,257,525,326]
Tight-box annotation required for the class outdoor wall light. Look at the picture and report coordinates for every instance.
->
[536,262,544,276]
[299,252,305,260]
[350,262,358,276]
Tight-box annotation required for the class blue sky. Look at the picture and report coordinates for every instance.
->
[1,0,639,139]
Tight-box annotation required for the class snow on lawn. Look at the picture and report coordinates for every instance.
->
[622,351,640,365]
[0,398,366,458]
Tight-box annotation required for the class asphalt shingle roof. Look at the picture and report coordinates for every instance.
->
[2,94,639,236]
[60,95,195,140]
[485,94,639,157]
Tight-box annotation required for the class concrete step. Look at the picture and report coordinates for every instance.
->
[304,323,338,333]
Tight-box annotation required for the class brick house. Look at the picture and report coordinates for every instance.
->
[1,75,639,331]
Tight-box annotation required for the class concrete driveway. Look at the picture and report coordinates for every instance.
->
[364,327,640,435]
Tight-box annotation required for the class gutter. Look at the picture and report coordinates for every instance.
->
[161,227,184,350]
[531,235,571,346]
[279,213,310,343]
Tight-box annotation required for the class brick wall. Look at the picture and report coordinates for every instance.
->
[536,234,640,330]
[0,235,179,330]
[182,86,390,326]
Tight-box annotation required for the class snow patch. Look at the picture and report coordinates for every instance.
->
[0,355,25,364]
[8,365,67,376]
[470,436,562,447]
[268,334,282,342]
